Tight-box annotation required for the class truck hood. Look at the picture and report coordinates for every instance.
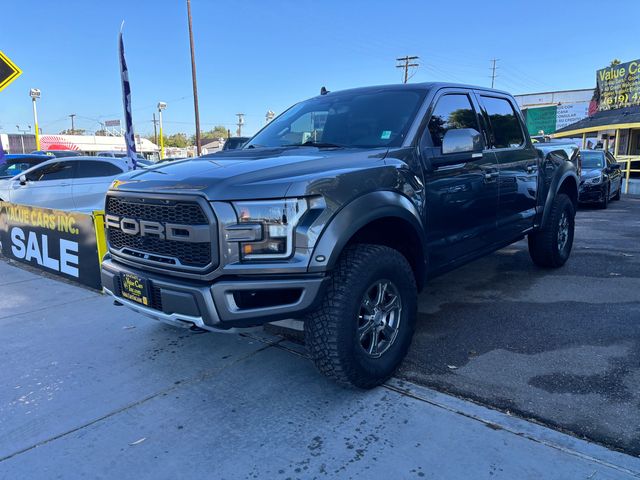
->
[112,147,389,200]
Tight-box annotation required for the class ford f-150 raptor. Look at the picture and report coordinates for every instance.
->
[101,83,579,388]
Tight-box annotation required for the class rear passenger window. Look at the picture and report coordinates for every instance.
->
[427,94,479,148]
[76,161,123,178]
[481,96,525,149]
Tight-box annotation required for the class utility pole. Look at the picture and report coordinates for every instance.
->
[69,114,76,134]
[490,59,499,88]
[152,113,158,145]
[158,102,167,160]
[186,0,202,156]
[236,113,244,137]
[396,56,419,83]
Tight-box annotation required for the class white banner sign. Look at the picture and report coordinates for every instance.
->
[556,102,590,131]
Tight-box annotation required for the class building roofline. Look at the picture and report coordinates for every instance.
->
[514,88,595,97]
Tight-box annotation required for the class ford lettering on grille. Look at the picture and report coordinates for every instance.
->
[105,215,211,243]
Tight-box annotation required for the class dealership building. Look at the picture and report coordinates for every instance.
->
[515,59,640,160]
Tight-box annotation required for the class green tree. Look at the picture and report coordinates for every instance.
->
[195,125,229,144]
[164,133,189,148]
[59,128,86,135]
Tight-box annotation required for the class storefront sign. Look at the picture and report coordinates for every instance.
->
[555,102,590,131]
[525,106,557,135]
[525,102,590,135]
[0,202,103,289]
[597,59,640,111]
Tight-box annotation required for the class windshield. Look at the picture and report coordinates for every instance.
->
[0,161,37,177]
[581,151,604,169]
[245,89,425,149]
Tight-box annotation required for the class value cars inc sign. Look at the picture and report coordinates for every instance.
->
[0,202,103,289]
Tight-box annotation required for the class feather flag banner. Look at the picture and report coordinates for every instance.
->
[119,23,138,170]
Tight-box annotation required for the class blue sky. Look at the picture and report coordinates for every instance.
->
[1,0,639,138]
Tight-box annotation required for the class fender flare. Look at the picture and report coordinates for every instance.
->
[308,190,427,276]
[540,165,579,228]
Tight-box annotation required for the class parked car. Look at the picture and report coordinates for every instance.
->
[0,154,50,179]
[578,149,623,208]
[0,156,129,212]
[31,150,84,158]
[222,137,250,150]
[97,151,153,167]
[101,82,579,388]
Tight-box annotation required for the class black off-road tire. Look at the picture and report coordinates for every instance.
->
[528,193,575,268]
[304,244,417,389]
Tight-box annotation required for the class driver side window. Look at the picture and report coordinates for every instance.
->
[427,94,479,148]
[26,162,75,182]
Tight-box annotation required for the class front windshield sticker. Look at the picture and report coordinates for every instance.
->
[380,130,392,140]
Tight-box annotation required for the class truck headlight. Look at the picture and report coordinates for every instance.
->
[227,198,308,260]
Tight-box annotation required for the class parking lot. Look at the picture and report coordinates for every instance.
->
[1,197,640,479]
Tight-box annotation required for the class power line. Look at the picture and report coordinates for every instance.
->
[396,56,419,84]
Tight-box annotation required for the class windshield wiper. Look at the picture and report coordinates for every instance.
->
[284,141,345,148]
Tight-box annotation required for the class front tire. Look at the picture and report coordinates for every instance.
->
[613,183,622,201]
[599,185,610,209]
[304,244,417,389]
[528,193,575,268]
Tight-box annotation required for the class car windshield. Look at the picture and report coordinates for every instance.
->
[245,89,426,149]
[581,151,604,169]
[0,160,39,176]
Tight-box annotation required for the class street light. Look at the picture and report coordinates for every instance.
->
[157,102,167,160]
[16,124,31,153]
[265,110,275,124]
[30,88,41,151]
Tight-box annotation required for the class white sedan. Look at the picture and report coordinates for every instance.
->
[0,156,133,213]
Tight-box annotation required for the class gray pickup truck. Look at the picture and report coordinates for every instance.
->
[101,83,579,388]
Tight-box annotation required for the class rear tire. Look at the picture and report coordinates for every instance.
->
[304,244,417,389]
[528,193,575,268]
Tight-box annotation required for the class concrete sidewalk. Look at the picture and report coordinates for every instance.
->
[1,260,639,479]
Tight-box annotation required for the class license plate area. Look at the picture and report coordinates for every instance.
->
[120,272,150,306]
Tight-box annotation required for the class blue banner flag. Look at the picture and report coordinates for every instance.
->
[119,23,138,170]
[0,141,6,166]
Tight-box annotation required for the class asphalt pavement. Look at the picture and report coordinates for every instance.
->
[400,196,640,455]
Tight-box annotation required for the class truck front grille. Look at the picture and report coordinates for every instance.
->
[106,196,207,224]
[106,194,216,271]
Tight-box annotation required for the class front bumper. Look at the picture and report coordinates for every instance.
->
[578,183,606,203]
[101,258,327,331]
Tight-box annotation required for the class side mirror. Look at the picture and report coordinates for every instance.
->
[610,163,621,170]
[442,128,483,155]
[19,174,27,186]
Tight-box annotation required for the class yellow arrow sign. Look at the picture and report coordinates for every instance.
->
[0,51,22,92]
